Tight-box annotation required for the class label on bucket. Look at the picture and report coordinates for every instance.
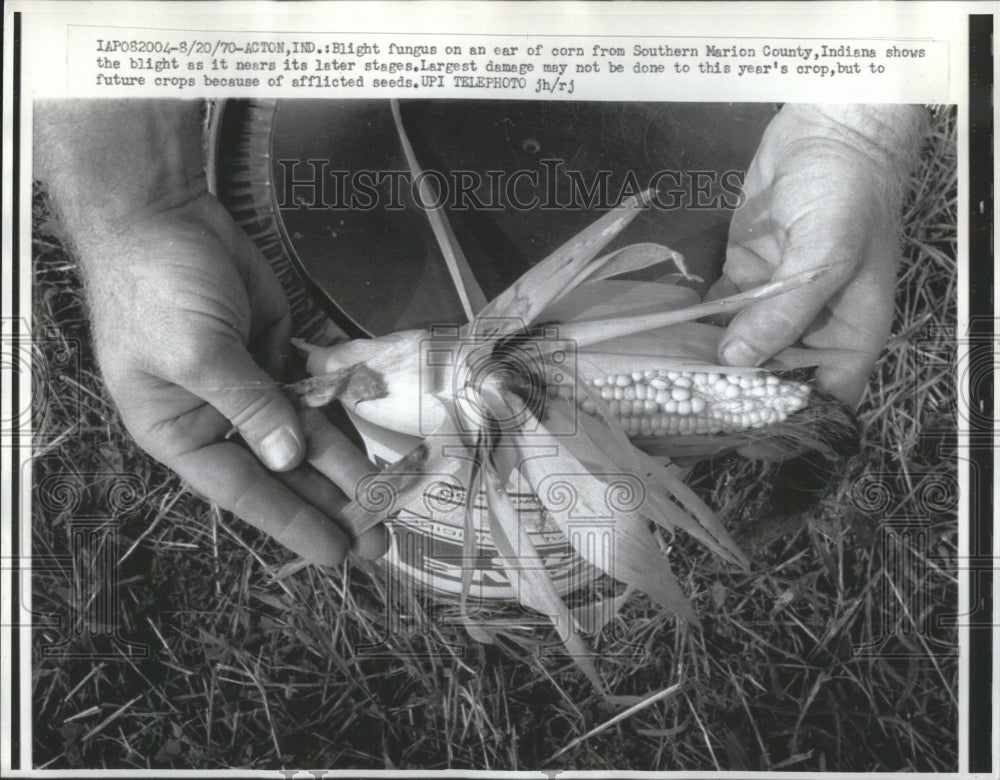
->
[348,409,586,600]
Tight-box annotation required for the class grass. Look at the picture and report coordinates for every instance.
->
[30,105,957,771]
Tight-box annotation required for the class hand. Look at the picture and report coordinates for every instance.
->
[82,192,387,564]
[709,105,927,406]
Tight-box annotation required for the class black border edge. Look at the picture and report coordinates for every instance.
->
[9,8,23,772]
[967,11,994,774]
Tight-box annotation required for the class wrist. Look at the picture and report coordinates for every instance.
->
[777,104,927,217]
[785,104,927,174]
[35,100,208,258]
[813,104,926,160]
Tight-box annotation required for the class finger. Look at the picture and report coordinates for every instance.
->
[703,274,741,325]
[276,463,387,560]
[705,273,740,302]
[180,349,306,472]
[806,233,899,406]
[249,309,293,381]
[815,350,878,409]
[721,173,783,284]
[299,406,389,560]
[299,407,374,494]
[169,440,349,566]
[720,241,779,290]
[718,226,865,369]
[276,463,350,518]
[197,195,293,367]
[197,195,291,321]
[226,223,295,381]
[231,222,293,330]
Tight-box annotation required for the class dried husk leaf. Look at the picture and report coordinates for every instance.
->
[538,265,833,352]
[486,394,704,621]
[481,463,606,693]
[569,242,693,286]
[468,191,654,338]
[540,279,700,324]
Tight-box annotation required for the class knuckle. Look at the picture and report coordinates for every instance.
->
[266,509,300,547]
[124,419,183,469]
[165,359,204,388]
[124,423,161,460]
[161,341,220,386]
[227,387,280,431]
[231,471,271,522]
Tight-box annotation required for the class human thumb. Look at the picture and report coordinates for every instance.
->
[718,289,822,368]
[183,348,306,472]
[718,236,861,369]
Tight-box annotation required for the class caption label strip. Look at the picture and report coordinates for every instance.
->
[67,29,948,101]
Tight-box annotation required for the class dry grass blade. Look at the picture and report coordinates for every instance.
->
[548,682,683,761]
[81,695,143,742]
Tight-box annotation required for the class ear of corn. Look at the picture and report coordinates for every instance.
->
[297,329,814,445]
[579,367,811,436]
